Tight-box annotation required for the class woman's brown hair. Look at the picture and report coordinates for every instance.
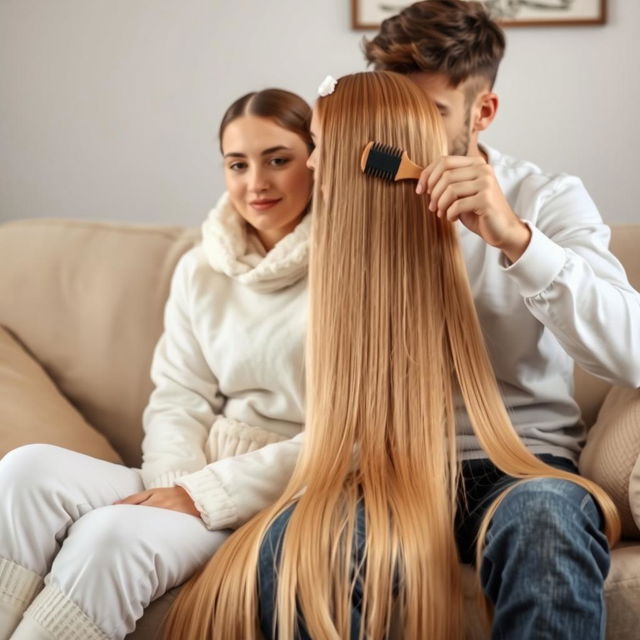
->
[218,89,313,152]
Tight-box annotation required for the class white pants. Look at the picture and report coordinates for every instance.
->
[0,444,228,640]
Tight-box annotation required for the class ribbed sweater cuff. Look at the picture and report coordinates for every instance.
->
[0,558,42,609]
[146,469,190,489]
[23,584,108,640]
[177,467,238,530]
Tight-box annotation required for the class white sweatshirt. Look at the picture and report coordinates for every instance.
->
[457,145,640,460]
[142,148,640,530]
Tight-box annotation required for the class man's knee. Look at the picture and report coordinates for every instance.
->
[490,477,603,540]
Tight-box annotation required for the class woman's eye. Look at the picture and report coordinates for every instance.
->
[269,157,290,167]
[229,162,247,171]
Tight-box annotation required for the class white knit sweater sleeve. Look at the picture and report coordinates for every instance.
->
[176,432,304,530]
[501,175,640,388]
[141,251,224,488]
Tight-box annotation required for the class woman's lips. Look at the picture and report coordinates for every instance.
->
[249,198,282,211]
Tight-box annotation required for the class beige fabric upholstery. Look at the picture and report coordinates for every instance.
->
[604,543,640,639]
[0,325,121,463]
[580,387,640,538]
[610,225,640,292]
[0,219,198,466]
[629,426,640,533]
[574,367,613,430]
[127,587,179,640]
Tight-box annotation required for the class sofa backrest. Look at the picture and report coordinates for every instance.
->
[0,219,638,465]
[0,219,198,466]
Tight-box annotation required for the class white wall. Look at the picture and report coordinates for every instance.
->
[1,1,638,226]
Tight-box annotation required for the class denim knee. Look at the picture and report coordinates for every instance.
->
[482,476,610,598]
[481,478,611,639]
[489,476,603,537]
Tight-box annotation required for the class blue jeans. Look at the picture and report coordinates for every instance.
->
[258,455,611,640]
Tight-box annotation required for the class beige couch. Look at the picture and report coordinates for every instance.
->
[0,218,639,639]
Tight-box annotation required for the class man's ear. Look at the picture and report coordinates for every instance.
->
[472,92,498,133]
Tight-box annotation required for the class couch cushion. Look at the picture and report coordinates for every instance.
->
[0,325,122,463]
[0,219,198,466]
[605,542,640,639]
[580,386,640,539]
[574,367,613,430]
[610,225,640,292]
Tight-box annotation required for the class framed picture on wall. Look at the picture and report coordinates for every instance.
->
[351,1,607,30]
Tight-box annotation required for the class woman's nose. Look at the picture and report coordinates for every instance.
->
[306,151,316,171]
[248,167,270,193]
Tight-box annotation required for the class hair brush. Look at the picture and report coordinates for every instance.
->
[360,141,424,182]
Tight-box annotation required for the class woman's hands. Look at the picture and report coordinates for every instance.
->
[416,155,532,263]
[115,486,201,518]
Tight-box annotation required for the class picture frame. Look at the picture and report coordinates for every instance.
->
[351,0,607,29]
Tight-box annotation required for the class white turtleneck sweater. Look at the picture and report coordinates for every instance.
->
[141,193,309,530]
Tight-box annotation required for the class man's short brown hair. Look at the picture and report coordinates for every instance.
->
[363,0,506,89]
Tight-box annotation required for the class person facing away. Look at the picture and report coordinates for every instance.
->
[0,88,313,640]
[162,69,622,640]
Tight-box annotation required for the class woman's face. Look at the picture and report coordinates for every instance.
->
[222,115,313,250]
[306,107,321,173]
[306,106,328,201]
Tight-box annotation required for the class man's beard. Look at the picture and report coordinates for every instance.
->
[450,106,472,156]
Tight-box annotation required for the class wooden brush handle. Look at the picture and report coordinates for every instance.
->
[396,152,424,181]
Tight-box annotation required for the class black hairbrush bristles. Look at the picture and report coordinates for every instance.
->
[360,141,424,182]
[363,142,403,181]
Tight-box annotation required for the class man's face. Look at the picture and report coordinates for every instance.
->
[406,72,476,157]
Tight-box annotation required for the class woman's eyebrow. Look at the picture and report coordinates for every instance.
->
[261,146,292,155]
[223,146,292,159]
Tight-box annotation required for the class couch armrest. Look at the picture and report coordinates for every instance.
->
[579,386,640,539]
[0,325,123,463]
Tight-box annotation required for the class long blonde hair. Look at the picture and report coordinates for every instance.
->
[164,71,620,640]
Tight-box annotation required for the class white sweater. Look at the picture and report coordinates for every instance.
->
[141,193,308,529]
[142,148,640,530]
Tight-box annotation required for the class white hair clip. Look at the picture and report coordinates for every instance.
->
[317,75,337,97]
